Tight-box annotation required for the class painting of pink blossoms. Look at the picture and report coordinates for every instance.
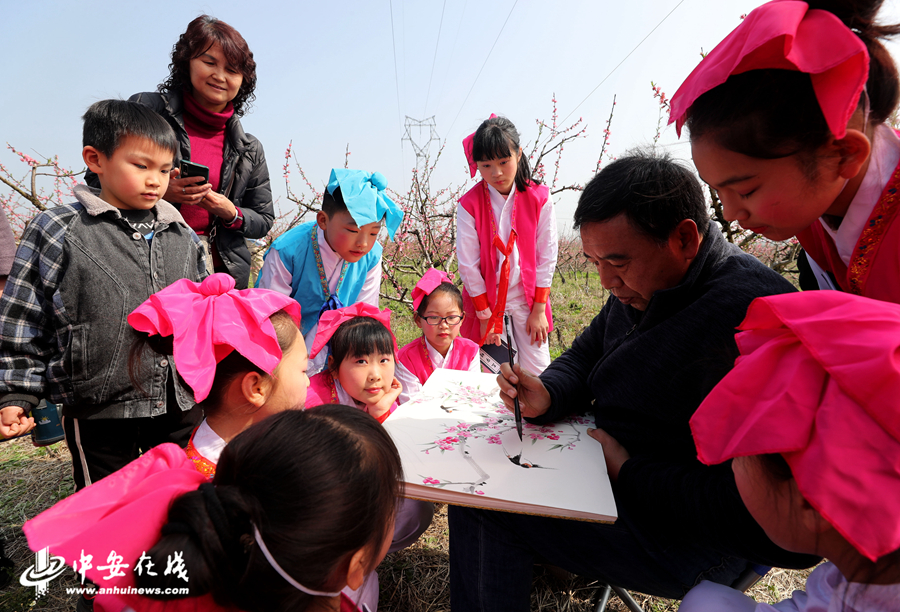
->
[382,370,617,522]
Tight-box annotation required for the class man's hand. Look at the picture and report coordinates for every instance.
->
[588,427,631,482]
[0,405,35,439]
[497,363,551,419]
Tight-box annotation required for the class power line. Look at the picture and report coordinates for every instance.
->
[432,0,467,119]
[424,0,448,116]
[447,0,519,137]
[389,0,403,135]
[559,0,686,126]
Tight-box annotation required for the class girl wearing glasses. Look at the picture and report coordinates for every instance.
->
[395,268,481,403]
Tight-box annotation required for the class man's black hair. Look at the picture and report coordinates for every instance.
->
[82,99,178,158]
[573,149,709,244]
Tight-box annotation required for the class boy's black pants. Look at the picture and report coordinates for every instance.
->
[62,402,201,491]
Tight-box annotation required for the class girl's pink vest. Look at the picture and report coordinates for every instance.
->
[797,156,900,304]
[397,336,480,384]
[458,180,554,342]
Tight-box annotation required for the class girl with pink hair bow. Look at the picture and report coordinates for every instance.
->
[304,302,435,609]
[394,268,481,403]
[672,0,900,304]
[457,114,558,375]
[681,291,900,611]
[128,273,308,477]
[305,303,402,423]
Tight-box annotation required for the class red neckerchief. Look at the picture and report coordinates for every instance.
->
[481,181,517,344]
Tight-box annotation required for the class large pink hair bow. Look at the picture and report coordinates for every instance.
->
[462,113,498,178]
[310,303,395,359]
[412,268,453,311]
[128,274,302,403]
[690,291,900,562]
[24,444,204,594]
[669,0,869,138]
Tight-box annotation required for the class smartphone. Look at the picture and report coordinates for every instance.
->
[179,160,210,184]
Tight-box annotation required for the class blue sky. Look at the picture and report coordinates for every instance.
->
[3,0,900,231]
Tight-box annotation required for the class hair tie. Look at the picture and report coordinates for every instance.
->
[690,291,900,562]
[128,274,302,403]
[252,525,341,598]
[200,482,246,567]
[326,169,404,240]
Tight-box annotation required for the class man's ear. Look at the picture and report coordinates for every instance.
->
[672,218,702,260]
[240,371,269,409]
[82,146,105,174]
[316,210,329,231]
[835,129,871,180]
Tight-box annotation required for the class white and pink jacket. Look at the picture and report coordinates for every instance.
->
[456,180,557,343]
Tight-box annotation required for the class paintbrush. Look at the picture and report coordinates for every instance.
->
[504,314,523,441]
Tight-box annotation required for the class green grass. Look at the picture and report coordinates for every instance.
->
[0,439,75,612]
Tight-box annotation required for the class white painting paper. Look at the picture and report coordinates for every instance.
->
[383,369,617,521]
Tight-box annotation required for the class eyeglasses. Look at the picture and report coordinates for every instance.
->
[423,315,464,326]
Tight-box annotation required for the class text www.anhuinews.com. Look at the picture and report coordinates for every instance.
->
[65,586,190,596]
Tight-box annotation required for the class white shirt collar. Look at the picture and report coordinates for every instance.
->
[192,418,227,465]
[424,337,455,368]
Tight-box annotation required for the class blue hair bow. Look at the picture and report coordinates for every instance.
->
[327,169,404,241]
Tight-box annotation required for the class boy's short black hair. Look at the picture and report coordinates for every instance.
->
[573,149,709,244]
[321,186,349,219]
[82,99,178,158]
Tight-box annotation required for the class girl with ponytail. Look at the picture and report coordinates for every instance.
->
[671,0,900,303]
[457,114,558,375]
[23,406,402,612]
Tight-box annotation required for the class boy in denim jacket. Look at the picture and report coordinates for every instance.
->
[0,100,206,490]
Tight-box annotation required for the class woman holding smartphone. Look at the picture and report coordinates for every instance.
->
[131,15,274,288]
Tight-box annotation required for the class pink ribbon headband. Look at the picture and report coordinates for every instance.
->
[310,302,396,359]
[669,0,868,139]
[128,274,302,403]
[462,113,498,178]
[412,268,453,311]
[690,291,900,561]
